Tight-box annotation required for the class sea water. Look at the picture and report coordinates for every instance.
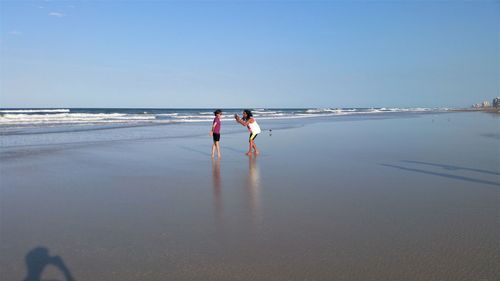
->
[0,107,448,147]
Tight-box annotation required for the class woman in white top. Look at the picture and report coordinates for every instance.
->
[235,109,261,155]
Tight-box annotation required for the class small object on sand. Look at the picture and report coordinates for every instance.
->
[269,129,272,136]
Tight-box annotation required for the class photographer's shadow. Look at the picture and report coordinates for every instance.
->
[23,247,75,281]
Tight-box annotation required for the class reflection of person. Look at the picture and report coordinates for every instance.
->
[212,158,222,226]
[246,154,261,228]
[209,109,222,159]
[235,110,261,155]
[23,247,75,281]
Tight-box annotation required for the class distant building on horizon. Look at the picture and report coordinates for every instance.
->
[472,100,494,108]
[493,97,500,108]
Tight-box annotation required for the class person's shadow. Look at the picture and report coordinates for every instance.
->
[22,247,75,281]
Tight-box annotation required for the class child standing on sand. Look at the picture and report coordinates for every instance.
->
[210,109,222,159]
[235,109,261,155]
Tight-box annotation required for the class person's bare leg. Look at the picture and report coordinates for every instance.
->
[252,141,259,155]
[211,143,216,158]
[246,142,252,155]
[215,141,221,158]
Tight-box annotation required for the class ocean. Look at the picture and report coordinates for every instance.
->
[0,107,449,127]
[0,107,450,147]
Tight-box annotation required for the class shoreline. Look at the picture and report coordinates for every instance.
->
[0,111,450,149]
[450,108,500,114]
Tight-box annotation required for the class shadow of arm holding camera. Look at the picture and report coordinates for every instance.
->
[23,247,75,281]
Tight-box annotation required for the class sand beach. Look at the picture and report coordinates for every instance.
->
[0,111,499,281]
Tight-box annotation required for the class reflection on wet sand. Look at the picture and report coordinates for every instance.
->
[212,159,223,228]
[246,155,262,230]
[211,155,262,232]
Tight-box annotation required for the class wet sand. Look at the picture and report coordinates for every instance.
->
[1,112,499,280]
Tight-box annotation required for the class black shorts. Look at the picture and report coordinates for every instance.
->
[213,133,220,142]
[249,132,258,142]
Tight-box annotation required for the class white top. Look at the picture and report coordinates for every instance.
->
[248,118,261,134]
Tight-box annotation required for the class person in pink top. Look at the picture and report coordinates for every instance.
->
[209,109,222,158]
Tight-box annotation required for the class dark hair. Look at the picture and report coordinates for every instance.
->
[214,109,222,116]
[242,109,252,120]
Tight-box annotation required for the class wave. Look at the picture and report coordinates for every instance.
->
[0,107,449,127]
[0,113,156,125]
[252,110,278,114]
[0,108,70,113]
[156,113,178,117]
[172,118,213,123]
[305,108,341,113]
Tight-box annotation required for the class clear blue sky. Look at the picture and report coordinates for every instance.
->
[1,0,498,108]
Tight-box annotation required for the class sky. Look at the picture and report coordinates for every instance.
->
[0,0,498,108]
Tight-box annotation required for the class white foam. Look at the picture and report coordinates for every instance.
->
[0,107,447,127]
[305,108,340,113]
[0,108,70,113]
[173,118,214,123]
[172,115,213,119]
[253,110,278,114]
[0,112,156,125]
[156,113,178,116]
